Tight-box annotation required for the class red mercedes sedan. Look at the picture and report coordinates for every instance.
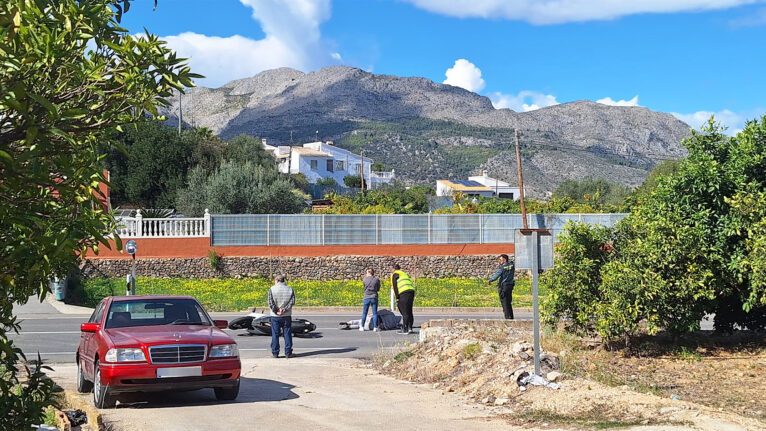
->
[76,295,241,408]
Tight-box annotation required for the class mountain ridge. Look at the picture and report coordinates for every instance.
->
[164,66,691,197]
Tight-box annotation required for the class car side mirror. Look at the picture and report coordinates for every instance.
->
[213,320,228,329]
[81,323,101,332]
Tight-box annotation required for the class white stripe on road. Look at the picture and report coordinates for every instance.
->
[18,331,80,334]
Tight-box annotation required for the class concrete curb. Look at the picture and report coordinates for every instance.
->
[62,390,104,431]
[47,295,94,314]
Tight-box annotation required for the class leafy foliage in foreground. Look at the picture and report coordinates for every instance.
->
[543,118,766,343]
[0,0,197,427]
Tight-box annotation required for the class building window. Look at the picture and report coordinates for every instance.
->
[326,159,334,172]
[310,160,318,171]
[334,160,345,172]
[354,164,362,174]
[498,192,514,199]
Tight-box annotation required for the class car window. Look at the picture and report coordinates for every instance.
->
[104,299,212,329]
[89,300,106,324]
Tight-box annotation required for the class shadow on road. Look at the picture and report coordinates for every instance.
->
[113,377,297,408]
[291,347,357,358]
[236,331,323,339]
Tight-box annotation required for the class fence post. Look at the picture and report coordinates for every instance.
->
[321,214,325,246]
[266,215,270,246]
[375,214,379,245]
[136,209,143,237]
[479,214,483,244]
[427,213,432,244]
[204,209,211,238]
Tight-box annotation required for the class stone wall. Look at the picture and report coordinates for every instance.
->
[81,254,506,280]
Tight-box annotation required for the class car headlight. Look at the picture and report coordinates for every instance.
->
[105,348,146,362]
[209,344,239,358]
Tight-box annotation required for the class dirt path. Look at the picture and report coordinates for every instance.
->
[51,358,516,431]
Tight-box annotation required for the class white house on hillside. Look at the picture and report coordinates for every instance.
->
[468,170,523,200]
[263,140,394,189]
[436,171,523,199]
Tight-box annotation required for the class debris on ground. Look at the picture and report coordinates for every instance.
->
[375,319,766,430]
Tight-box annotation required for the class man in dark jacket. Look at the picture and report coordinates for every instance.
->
[489,254,515,319]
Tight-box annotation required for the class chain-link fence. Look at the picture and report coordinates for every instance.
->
[211,213,627,246]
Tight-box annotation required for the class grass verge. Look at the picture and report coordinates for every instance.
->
[70,277,540,311]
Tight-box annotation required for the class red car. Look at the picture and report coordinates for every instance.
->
[76,295,241,408]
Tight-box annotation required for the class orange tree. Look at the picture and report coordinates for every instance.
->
[0,0,198,427]
[543,118,766,344]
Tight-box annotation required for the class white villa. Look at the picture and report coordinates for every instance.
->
[263,140,394,189]
[436,171,523,200]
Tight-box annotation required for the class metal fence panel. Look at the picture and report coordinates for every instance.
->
[430,215,481,244]
[210,213,628,246]
[324,215,376,245]
[211,215,267,246]
[269,215,322,245]
[379,215,429,244]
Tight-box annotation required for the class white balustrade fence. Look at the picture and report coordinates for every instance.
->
[116,209,210,238]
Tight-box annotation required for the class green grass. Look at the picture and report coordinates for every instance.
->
[71,277,541,312]
[516,406,682,429]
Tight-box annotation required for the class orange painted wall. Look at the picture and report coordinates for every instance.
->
[86,238,513,259]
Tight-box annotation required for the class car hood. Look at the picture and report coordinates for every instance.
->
[104,325,234,348]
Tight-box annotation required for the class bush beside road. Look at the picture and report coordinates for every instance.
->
[70,277,540,311]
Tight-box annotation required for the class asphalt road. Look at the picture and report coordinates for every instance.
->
[12,308,530,364]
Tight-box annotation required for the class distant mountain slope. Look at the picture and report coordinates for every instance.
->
[164,66,691,197]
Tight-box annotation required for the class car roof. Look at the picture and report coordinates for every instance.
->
[108,295,196,302]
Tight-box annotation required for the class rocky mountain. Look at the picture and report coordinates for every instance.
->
[164,66,691,197]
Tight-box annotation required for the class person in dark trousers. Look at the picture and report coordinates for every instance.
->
[267,274,296,358]
[360,268,381,332]
[489,254,515,319]
[391,264,415,334]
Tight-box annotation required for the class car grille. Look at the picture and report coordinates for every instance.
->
[149,344,206,364]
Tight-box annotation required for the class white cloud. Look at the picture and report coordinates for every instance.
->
[671,110,747,136]
[596,95,641,107]
[443,59,486,92]
[160,0,339,88]
[404,0,764,25]
[488,91,559,112]
[730,7,766,26]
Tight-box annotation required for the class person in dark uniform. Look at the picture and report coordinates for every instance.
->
[391,264,415,334]
[488,254,515,319]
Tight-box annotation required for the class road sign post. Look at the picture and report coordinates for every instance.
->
[125,240,138,296]
[515,228,553,376]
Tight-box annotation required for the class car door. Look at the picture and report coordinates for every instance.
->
[81,299,107,379]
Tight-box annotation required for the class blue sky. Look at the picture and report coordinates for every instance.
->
[121,0,766,134]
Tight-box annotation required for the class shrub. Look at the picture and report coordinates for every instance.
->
[316,177,339,186]
[343,175,362,188]
[208,249,222,271]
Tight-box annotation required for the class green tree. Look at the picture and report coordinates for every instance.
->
[0,0,198,427]
[553,176,631,209]
[343,175,362,188]
[543,118,766,343]
[176,161,308,215]
[624,159,682,208]
[223,134,273,168]
[104,121,194,208]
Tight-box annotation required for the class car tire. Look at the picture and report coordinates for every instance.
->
[214,379,240,401]
[76,357,93,393]
[93,360,116,408]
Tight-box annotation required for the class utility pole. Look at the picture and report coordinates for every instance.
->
[178,88,183,135]
[315,130,319,142]
[514,128,528,229]
[290,130,294,146]
[360,150,365,192]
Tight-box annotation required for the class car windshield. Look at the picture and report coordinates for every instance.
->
[104,299,212,329]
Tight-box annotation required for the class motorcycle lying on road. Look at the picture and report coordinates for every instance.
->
[227,309,317,336]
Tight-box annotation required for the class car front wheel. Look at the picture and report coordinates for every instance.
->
[214,379,240,401]
[76,357,92,393]
[93,360,116,408]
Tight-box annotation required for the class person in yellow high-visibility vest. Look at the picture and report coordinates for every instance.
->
[391,264,416,334]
